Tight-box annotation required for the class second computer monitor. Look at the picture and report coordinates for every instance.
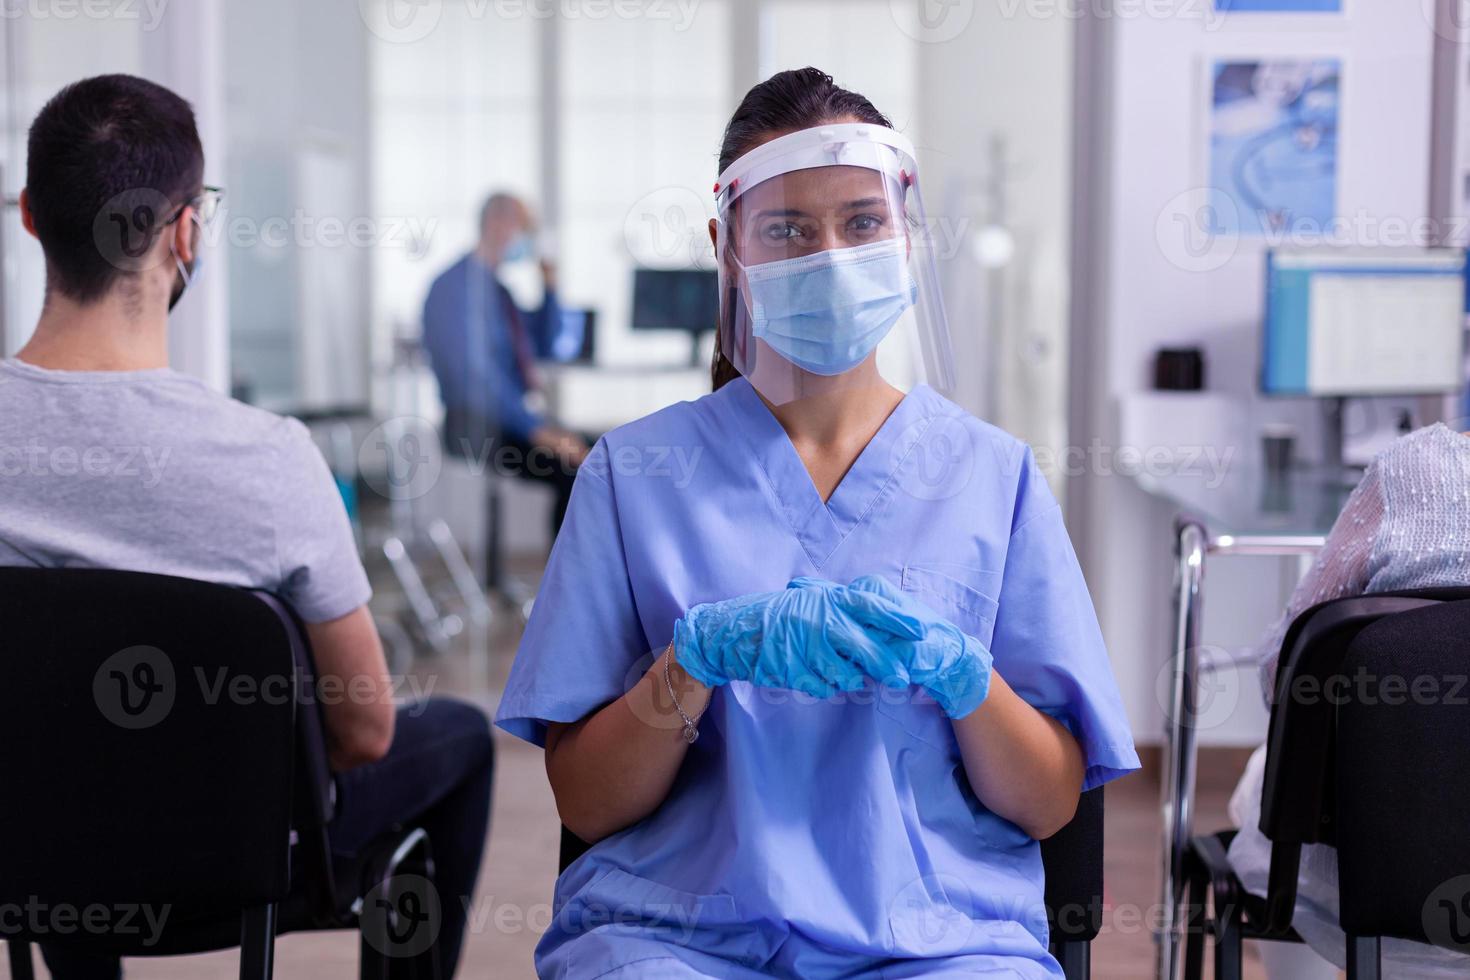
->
[631,268,718,367]
[1262,246,1467,397]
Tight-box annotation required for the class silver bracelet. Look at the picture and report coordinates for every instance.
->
[662,642,702,744]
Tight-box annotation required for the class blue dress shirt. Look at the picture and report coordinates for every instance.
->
[421,254,564,440]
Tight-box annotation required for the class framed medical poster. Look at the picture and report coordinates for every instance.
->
[1213,0,1342,10]
[1204,57,1342,237]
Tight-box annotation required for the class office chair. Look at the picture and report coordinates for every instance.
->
[1181,587,1470,980]
[0,567,441,980]
[557,786,1107,980]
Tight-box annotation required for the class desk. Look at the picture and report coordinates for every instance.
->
[1134,466,1355,980]
[539,362,710,434]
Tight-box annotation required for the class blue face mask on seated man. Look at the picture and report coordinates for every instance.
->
[501,232,533,265]
[739,237,918,376]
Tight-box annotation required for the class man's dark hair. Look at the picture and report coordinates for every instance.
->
[26,73,204,303]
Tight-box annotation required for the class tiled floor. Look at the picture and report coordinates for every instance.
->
[3,586,1282,980]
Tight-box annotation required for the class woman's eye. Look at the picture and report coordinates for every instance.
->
[760,222,802,244]
[849,214,885,236]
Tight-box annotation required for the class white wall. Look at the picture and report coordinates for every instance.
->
[225,0,373,410]
[1080,2,1437,746]
[917,2,1074,457]
[1,11,142,357]
[142,0,231,392]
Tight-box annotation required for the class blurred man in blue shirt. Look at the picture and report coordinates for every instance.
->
[422,193,586,539]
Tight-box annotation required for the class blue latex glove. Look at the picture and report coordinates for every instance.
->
[673,579,922,699]
[807,574,994,719]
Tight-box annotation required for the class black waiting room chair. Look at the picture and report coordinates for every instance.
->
[0,567,441,980]
[558,786,1109,980]
[1182,587,1470,980]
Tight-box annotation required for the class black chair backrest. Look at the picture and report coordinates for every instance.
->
[1262,587,1470,847]
[0,568,300,925]
[1334,600,1470,949]
[1259,587,1470,940]
[559,786,1107,946]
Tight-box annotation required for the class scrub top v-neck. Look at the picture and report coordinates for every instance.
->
[496,378,1139,979]
[724,378,930,569]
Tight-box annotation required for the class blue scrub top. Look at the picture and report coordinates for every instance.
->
[496,378,1140,979]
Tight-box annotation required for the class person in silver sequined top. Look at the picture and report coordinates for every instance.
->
[1228,423,1470,978]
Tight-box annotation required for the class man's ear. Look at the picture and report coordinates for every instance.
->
[18,189,37,239]
[171,205,196,265]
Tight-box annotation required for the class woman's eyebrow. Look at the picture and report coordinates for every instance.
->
[749,199,886,220]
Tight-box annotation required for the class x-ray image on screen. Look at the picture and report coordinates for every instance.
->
[1207,58,1341,237]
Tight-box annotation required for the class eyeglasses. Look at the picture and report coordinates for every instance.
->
[166,185,225,228]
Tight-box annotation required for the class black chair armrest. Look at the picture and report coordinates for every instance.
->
[1262,842,1303,935]
[1188,832,1238,897]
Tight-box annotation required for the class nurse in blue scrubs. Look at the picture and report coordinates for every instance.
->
[495,67,1140,978]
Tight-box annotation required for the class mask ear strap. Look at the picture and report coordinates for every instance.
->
[170,211,201,292]
[173,251,193,290]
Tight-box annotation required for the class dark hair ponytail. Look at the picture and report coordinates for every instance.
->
[710,67,892,391]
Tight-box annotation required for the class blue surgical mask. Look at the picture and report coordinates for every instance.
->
[739,238,917,376]
[502,232,533,265]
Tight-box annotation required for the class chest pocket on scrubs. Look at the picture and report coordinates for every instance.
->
[874,565,1032,849]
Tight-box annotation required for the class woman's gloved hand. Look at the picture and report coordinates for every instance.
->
[802,574,994,719]
[672,580,922,698]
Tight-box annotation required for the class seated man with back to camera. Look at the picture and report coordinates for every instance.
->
[0,74,492,979]
[421,192,588,540]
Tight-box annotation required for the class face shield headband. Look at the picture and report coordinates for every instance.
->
[713,123,919,214]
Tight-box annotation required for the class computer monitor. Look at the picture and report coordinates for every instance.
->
[631,268,718,366]
[557,308,596,363]
[1261,246,1467,397]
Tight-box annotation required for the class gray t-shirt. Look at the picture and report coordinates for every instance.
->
[0,358,370,623]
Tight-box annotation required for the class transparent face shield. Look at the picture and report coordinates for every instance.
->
[714,124,955,406]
